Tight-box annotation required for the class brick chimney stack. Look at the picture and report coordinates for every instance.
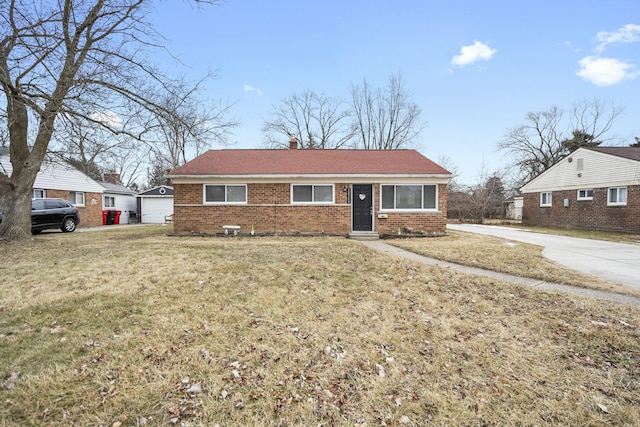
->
[103,171,122,185]
[289,135,298,150]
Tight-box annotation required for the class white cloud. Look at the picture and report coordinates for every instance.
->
[576,56,637,86]
[243,84,263,96]
[595,23,640,52]
[451,40,497,67]
[90,110,122,128]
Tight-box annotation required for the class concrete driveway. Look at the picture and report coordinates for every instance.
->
[447,224,640,290]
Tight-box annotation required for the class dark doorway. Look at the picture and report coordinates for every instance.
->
[352,184,373,231]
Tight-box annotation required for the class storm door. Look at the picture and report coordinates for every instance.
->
[352,184,373,231]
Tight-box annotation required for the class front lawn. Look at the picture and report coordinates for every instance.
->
[1,226,639,426]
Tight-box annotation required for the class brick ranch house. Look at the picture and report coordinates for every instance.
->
[168,143,451,237]
[520,146,640,233]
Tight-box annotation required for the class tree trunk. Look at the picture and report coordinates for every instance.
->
[0,181,33,240]
[0,96,40,241]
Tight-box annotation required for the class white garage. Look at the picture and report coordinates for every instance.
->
[137,185,174,224]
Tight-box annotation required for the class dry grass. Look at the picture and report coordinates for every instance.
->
[389,231,640,298]
[1,226,639,426]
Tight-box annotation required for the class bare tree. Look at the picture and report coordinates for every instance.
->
[99,138,147,188]
[498,99,624,187]
[569,98,623,144]
[147,73,237,168]
[262,90,354,149]
[51,112,126,181]
[0,0,221,240]
[350,74,424,150]
[497,106,565,186]
[448,167,506,223]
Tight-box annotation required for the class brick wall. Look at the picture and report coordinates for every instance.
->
[522,185,640,233]
[45,189,103,227]
[174,183,448,236]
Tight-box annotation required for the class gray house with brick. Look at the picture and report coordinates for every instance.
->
[168,143,451,237]
[520,146,640,233]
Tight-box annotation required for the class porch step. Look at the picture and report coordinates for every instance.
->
[348,232,380,241]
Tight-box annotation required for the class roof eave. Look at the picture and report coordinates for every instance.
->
[169,173,452,180]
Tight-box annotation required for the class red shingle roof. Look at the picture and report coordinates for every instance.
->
[169,149,451,176]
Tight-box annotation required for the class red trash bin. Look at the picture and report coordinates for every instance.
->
[114,210,121,225]
[102,210,108,225]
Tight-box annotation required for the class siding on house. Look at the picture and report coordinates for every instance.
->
[521,148,640,192]
[520,147,640,233]
[100,182,137,224]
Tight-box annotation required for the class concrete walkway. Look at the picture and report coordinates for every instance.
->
[359,239,640,308]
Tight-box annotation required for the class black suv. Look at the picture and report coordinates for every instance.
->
[0,198,80,233]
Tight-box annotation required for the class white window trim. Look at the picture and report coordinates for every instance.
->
[32,189,46,199]
[290,184,335,204]
[379,184,439,212]
[203,184,247,205]
[607,187,627,206]
[104,195,116,208]
[540,192,552,207]
[71,191,85,207]
[576,189,593,201]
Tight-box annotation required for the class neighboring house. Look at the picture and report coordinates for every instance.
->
[504,194,523,221]
[520,147,640,233]
[0,151,104,227]
[168,143,451,237]
[99,180,137,224]
[137,185,174,224]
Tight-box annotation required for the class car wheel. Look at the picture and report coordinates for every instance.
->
[61,218,77,232]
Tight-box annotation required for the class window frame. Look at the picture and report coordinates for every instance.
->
[290,184,335,204]
[540,192,552,207]
[203,184,247,205]
[104,195,116,208]
[32,189,46,199]
[607,187,627,206]
[576,189,593,201]
[379,184,439,211]
[70,191,85,206]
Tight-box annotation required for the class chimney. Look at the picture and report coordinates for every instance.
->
[103,171,122,185]
[289,135,298,150]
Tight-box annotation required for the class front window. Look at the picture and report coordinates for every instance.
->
[291,184,334,203]
[577,189,593,200]
[381,184,437,210]
[608,187,627,206]
[204,184,247,204]
[540,192,552,207]
[32,189,46,198]
[70,191,85,206]
[104,196,116,208]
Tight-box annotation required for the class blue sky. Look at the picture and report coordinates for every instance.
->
[149,0,639,184]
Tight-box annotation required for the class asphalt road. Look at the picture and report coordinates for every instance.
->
[447,224,640,290]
